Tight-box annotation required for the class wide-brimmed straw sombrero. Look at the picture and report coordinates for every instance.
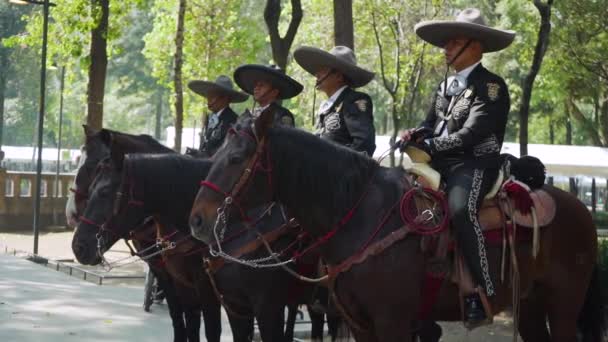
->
[414,8,515,53]
[188,75,248,103]
[293,45,375,88]
[233,64,303,100]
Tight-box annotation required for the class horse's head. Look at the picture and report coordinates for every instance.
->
[189,110,276,243]
[66,125,113,226]
[71,143,127,265]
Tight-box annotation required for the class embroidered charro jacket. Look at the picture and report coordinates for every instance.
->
[317,87,376,156]
[201,106,238,156]
[240,102,295,128]
[421,64,510,169]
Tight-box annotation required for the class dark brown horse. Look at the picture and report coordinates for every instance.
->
[68,128,215,342]
[189,113,606,342]
[99,152,343,341]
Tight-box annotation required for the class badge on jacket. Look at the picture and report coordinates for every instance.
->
[487,83,500,101]
[354,99,368,112]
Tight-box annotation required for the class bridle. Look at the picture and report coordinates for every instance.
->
[199,125,297,268]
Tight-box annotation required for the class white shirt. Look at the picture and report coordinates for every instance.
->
[317,85,348,114]
[208,107,227,128]
[457,60,481,79]
[436,61,481,138]
[252,104,271,118]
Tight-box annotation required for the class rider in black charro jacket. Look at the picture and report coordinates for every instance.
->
[401,8,515,328]
[294,45,376,156]
[188,75,249,157]
[233,64,303,128]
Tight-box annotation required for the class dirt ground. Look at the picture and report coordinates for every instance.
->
[0,229,520,341]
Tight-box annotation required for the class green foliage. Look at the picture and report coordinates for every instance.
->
[1,0,607,151]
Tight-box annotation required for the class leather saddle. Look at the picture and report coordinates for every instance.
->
[402,145,556,231]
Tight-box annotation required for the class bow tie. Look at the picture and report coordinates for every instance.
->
[440,75,468,97]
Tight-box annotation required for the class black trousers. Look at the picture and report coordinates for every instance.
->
[441,164,499,297]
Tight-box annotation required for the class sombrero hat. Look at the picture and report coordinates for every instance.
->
[233,64,303,100]
[188,75,248,103]
[414,8,515,53]
[293,45,375,88]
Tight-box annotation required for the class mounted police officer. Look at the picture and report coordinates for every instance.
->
[234,64,303,127]
[188,75,248,157]
[293,46,376,155]
[400,8,515,327]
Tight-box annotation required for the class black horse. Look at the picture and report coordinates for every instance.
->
[84,150,343,341]
[189,112,606,342]
[68,127,216,342]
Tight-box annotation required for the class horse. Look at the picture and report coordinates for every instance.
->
[66,124,175,228]
[93,151,343,341]
[189,112,607,342]
[68,127,214,342]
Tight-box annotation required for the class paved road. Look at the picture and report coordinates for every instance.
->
[0,231,520,341]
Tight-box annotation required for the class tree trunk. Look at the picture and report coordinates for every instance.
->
[591,178,597,214]
[333,0,354,49]
[154,89,162,140]
[0,54,6,151]
[605,179,608,211]
[86,0,110,131]
[519,0,553,156]
[173,0,186,152]
[264,0,303,70]
[565,102,578,195]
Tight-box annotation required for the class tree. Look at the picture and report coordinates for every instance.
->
[518,0,553,155]
[264,0,302,70]
[173,0,186,152]
[86,0,110,130]
[333,0,353,49]
[0,3,30,150]
[364,0,442,165]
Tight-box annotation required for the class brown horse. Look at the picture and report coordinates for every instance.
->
[189,112,606,342]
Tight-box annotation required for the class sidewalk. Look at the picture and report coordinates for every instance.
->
[0,253,178,342]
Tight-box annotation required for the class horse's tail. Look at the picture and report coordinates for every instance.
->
[578,265,608,342]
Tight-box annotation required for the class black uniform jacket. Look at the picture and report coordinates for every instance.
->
[420,64,510,169]
[317,87,376,156]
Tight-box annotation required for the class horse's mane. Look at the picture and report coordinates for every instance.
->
[95,128,174,154]
[124,154,212,216]
[266,126,379,220]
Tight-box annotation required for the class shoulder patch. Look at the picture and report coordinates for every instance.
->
[354,99,368,112]
[281,116,294,126]
[486,83,500,101]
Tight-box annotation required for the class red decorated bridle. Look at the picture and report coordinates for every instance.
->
[199,126,289,264]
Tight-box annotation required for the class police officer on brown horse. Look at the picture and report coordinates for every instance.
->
[294,46,376,156]
[400,8,515,328]
[188,75,248,157]
[234,64,302,127]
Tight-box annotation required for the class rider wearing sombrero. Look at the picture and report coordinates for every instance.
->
[188,75,249,157]
[400,8,515,327]
[234,64,303,127]
[293,45,376,156]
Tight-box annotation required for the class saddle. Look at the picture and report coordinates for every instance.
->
[403,144,556,231]
[403,144,556,329]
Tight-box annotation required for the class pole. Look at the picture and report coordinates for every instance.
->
[32,0,50,254]
[52,65,65,225]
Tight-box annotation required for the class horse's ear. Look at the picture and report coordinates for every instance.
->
[83,124,98,137]
[254,107,274,139]
[99,129,113,148]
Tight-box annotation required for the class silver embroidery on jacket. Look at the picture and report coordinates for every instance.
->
[433,135,463,152]
[473,135,500,157]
